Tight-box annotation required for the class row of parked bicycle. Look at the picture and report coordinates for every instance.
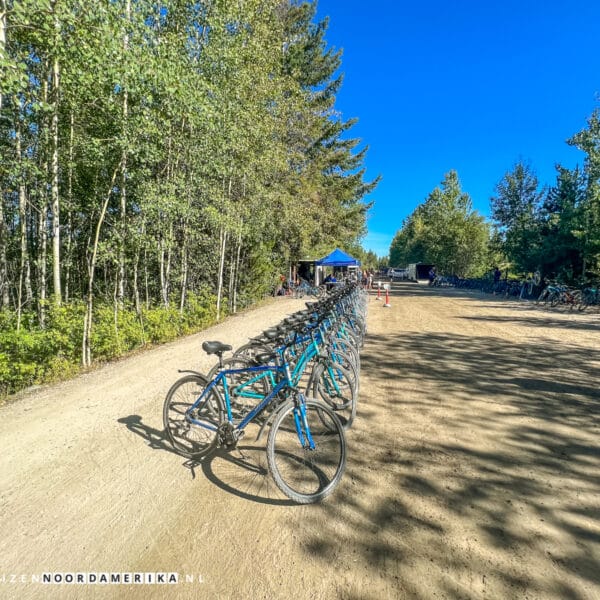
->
[430,275,599,311]
[163,283,367,504]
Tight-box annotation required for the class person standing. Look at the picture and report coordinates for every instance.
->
[428,267,436,286]
[324,272,337,291]
[493,266,501,294]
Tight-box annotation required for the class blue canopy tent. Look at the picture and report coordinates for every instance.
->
[315,248,360,267]
[314,249,360,285]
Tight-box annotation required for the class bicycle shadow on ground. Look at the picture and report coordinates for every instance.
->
[199,442,296,506]
[293,328,600,599]
[117,414,179,456]
[117,414,295,506]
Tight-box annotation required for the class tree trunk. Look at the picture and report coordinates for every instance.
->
[141,221,149,310]
[0,0,9,308]
[38,63,50,327]
[50,49,61,305]
[118,0,131,307]
[165,224,172,305]
[82,162,122,367]
[64,112,74,302]
[179,221,188,314]
[132,245,145,344]
[113,271,120,354]
[233,229,243,313]
[159,237,167,307]
[228,243,235,312]
[144,247,149,310]
[159,224,173,308]
[216,227,227,321]
[16,117,33,329]
[38,198,48,327]
[118,172,127,306]
[0,191,8,309]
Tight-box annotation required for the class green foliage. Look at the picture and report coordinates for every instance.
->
[0,337,39,393]
[1,0,378,393]
[490,161,544,273]
[0,290,221,395]
[0,305,81,393]
[349,247,379,270]
[534,166,587,280]
[567,110,600,279]
[140,307,181,346]
[183,291,219,333]
[389,171,490,277]
[91,305,142,360]
[490,130,600,282]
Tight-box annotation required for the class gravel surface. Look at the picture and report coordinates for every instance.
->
[1,285,599,599]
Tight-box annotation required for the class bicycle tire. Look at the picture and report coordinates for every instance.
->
[343,343,361,372]
[326,350,360,395]
[578,293,590,311]
[308,361,357,429]
[267,397,346,504]
[163,374,224,458]
[336,324,362,352]
[233,341,273,361]
[331,336,361,371]
[342,318,365,346]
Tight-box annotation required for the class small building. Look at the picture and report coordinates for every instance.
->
[408,263,435,282]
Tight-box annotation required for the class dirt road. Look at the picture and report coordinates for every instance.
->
[1,285,599,599]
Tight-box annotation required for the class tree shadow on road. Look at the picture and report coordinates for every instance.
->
[382,283,600,331]
[459,313,600,333]
[294,327,600,599]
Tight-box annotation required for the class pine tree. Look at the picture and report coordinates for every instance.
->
[390,171,489,276]
[490,161,544,273]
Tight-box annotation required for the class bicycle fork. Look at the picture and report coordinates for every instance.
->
[293,396,316,450]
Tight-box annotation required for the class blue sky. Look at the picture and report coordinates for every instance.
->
[315,0,600,258]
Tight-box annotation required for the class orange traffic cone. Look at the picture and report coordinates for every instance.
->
[383,286,391,308]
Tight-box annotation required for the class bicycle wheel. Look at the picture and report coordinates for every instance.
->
[308,361,357,429]
[535,289,547,305]
[568,290,582,310]
[233,341,273,362]
[332,336,361,370]
[327,349,359,395]
[267,397,346,504]
[163,374,223,458]
[578,292,590,311]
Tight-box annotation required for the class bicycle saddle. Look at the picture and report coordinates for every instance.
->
[202,341,232,355]
[255,351,277,364]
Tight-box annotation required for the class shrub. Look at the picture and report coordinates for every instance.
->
[0,289,224,396]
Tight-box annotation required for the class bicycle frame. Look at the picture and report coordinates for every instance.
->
[185,359,316,449]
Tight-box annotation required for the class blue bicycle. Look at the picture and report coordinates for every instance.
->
[163,336,347,504]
